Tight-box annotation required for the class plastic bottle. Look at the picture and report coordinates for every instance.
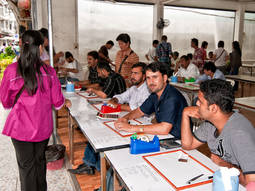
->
[213,167,240,191]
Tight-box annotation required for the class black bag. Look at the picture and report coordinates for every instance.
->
[45,144,66,162]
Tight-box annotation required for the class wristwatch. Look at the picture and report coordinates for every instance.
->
[139,127,144,132]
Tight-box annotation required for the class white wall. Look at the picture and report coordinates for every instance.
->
[35,0,79,58]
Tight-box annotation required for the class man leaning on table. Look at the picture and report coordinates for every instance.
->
[78,51,102,88]
[181,79,255,186]
[115,62,188,138]
[174,55,200,83]
[108,62,150,112]
[86,61,126,98]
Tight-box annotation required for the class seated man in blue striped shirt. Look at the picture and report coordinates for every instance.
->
[196,61,225,84]
[108,62,150,111]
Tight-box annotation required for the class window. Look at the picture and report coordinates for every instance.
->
[163,6,235,57]
[243,12,255,60]
[78,0,153,63]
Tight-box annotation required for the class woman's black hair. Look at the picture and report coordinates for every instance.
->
[17,30,45,95]
[232,41,242,57]
[116,33,131,44]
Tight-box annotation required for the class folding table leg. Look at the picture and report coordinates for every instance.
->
[100,152,107,191]
[68,112,74,164]
[113,169,119,191]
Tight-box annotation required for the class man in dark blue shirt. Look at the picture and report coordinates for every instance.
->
[115,62,187,139]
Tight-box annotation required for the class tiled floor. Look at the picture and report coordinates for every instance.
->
[0,105,74,191]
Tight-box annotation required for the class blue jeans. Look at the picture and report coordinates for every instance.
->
[82,143,100,171]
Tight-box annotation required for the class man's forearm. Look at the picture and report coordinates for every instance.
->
[123,108,144,120]
[67,68,78,73]
[120,104,131,112]
[93,89,107,99]
[181,113,194,150]
[131,122,172,135]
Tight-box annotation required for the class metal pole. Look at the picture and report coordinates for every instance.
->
[47,0,57,145]
[31,0,38,29]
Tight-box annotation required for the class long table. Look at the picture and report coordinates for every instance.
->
[241,63,255,76]
[169,82,200,105]
[235,96,255,112]
[63,91,173,191]
[105,147,245,191]
[225,75,255,97]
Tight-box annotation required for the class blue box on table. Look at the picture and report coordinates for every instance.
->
[130,135,160,154]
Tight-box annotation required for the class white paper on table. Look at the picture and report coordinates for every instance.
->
[103,120,142,137]
[118,162,174,191]
[143,149,214,190]
[80,120,129,148]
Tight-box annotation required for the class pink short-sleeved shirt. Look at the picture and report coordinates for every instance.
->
[0,62,65,142]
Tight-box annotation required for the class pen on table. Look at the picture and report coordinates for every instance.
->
[187,174,213,184]
[187,174,204,184]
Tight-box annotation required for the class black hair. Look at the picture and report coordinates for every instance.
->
[200,79,234,113]
[153,40,159,45]
[97,62,112,72]
[208,51,213,55]
[203,61,216,73]
[132,62,147,74]
[145,62,168,76]
[232,41,242,57]
[65,51,73,59]
[116,33,131,44]
[38,28,55,54]
[87,51,99,60]
[187,53,193,60]
[191,38,198,46]
[17,30,45,95]
[218,41,224,48]
[201,41,208,48]
[39,28,48,39]
[106,40,114,46]
[173,51,179,57]
[161,35,167,41]
[180,55,189,61]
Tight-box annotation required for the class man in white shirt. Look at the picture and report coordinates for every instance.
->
[108,62,150,112]
[175,55,200,82]
[59,51,83,84]
[145,40,159,62]
[213,41,228,68]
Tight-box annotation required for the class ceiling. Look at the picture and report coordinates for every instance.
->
[113,0,255,11]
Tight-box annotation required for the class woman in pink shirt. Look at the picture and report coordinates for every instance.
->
[0,30,70,191]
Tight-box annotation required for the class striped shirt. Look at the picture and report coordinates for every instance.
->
[192,48,204,70]
[102,71,126,98]
[115,50,139,79]
[88,66,100,84]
